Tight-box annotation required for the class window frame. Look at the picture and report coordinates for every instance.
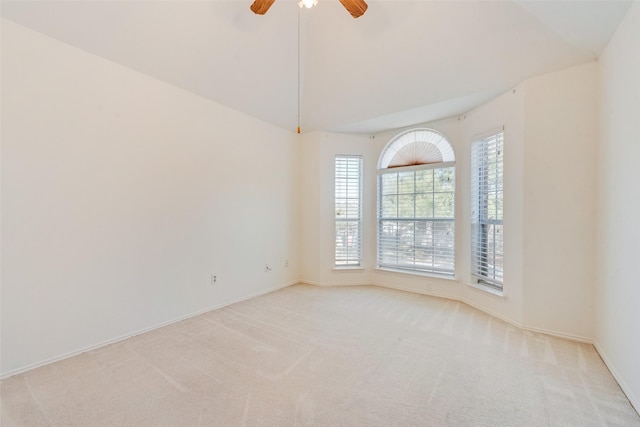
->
[471,129,504,291]
[377,161,456,277]
[334,155,363,268]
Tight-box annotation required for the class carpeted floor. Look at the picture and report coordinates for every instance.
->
[2,284,639,426]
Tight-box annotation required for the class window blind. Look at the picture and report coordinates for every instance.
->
[377,165,455,276]
[471,131,504,289]
[335,156,362,267]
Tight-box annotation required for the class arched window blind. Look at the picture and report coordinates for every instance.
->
[377,129,456,276]
[379,128,455,169]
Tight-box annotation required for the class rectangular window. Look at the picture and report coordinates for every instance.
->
[471,130,504,290]
[378,165,455,276]
[335,155,362,267]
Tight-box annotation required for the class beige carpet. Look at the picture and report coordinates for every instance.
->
[2,284,639,426]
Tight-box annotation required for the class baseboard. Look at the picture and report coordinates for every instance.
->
[460,297,593,344]
[299,280,371,287]
[516,322,593,344]
[301,280,594,344]
[593,340,640,416]
[373,282,592,343]
[0,280,298,380]
[371,281,459,302]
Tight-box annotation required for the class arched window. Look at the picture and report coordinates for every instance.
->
[377,129,456,276]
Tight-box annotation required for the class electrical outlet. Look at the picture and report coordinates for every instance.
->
[211,274,217,285]
[285,260,289,268]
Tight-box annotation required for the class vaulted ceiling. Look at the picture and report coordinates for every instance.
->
[1,0,633,133]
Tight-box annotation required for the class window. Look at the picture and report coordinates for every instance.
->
[377,129,456,276]
[335,155,362,267]
[471,130,504,290]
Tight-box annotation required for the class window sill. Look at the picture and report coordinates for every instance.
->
[332,266,365,272]
[374,267,457,282]
[465,281,505,297]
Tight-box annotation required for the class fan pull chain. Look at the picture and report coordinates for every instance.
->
[297,7,301,134]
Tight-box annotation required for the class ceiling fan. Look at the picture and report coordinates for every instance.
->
[250,0,368,18]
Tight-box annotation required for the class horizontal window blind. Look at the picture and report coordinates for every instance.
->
[335,156,362,267]
[378,166,455,276]
[471,131,504,289]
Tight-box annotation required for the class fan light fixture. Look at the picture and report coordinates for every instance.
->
[251,0,367,19]
[298,0,317,9]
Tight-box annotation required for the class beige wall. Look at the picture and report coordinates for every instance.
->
[596,1,640,412]
[1,20,299,376]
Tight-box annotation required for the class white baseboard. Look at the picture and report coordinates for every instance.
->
[0,280,298,380]
[593,340,640,416]
[371,281,459,302]
[375,282,591,343]
[299,280,371,287]
[460,297,593,343]
[304,280,593,344]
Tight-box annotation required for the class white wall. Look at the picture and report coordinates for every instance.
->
[299,131,375,287]
[0,20,299,376]
[459,88,526,326]
[459,64,598,340]
[299,64,598,342]
[522,63,598,340]
[596,1,640,412]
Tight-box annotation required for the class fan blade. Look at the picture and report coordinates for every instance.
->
[250,0,276,15]
[339,0,368,18]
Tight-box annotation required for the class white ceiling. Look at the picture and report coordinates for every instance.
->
[1,0,633,134]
